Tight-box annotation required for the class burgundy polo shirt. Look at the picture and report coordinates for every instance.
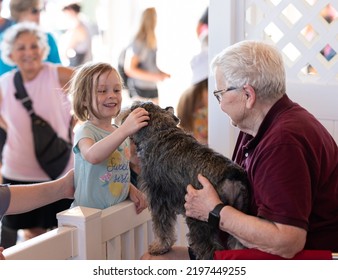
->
[232,94,338,251]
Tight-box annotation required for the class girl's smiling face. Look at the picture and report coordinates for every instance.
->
[91,70,123,122]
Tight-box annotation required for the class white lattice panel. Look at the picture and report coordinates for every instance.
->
[245,0,338,83]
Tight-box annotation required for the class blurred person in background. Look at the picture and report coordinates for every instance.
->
[0,0,14,34]
[123,7,170,105]
[0,0,61,75]
[0,22,74,248]
[0,0,62,187]
[176,49,208,145]
[59,2,92,67]
[196,6,208,39]
[177,25,208,145]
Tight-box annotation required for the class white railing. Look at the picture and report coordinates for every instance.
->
[3,200,188,260]
[4,201,336,260]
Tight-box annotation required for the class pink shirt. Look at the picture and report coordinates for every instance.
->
[0,63,73,181]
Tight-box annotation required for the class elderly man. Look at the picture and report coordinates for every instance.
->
[142,40,338,260]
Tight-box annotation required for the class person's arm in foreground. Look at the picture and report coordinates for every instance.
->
[184,174,306,259]
[6,169,74,215]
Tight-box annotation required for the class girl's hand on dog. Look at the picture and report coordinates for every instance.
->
[120,108,149,136]
[129,184,148,214]
[185,174,222,222]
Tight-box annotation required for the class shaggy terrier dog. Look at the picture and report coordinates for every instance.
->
[130,102,249,260]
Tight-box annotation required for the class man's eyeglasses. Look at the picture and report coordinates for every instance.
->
[213,87,237,103]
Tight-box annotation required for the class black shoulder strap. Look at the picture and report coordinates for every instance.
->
[13,71,73,143]
[14,71,34,115]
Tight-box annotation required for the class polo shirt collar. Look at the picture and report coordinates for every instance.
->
[243,94,294,150]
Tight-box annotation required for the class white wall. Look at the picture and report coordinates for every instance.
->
[208,0,245,157]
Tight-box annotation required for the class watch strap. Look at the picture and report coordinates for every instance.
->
[208,203,225,228]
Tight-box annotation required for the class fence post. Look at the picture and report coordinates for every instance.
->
[57,206,102,260]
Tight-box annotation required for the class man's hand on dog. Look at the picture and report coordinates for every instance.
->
[185,174,223,222]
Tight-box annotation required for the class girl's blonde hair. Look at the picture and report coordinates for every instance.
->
[69,62,122,121]
[135,7,157,49]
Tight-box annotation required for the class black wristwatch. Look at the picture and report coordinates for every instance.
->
[208,203,225,228]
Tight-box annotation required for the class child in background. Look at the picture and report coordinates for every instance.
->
[177,49,208,145]
[69,62,149,212]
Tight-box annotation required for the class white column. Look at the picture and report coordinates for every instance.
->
[208,0,245,157]
[57,206,102,260]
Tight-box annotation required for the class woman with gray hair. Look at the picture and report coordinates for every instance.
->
[0,21,74,248]
[0,0,62,197]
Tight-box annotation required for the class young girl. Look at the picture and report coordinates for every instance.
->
[69,62,149,213]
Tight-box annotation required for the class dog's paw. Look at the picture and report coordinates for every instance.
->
[148,241,170,255]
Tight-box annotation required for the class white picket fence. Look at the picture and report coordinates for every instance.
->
[3,200,188,260]
[3,200,337,260]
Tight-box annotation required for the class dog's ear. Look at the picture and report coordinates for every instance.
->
[165,106,174,114]
[130,100,143,111]
[165,106,180,125]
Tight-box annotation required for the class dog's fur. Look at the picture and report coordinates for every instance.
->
[130,102,250,260]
